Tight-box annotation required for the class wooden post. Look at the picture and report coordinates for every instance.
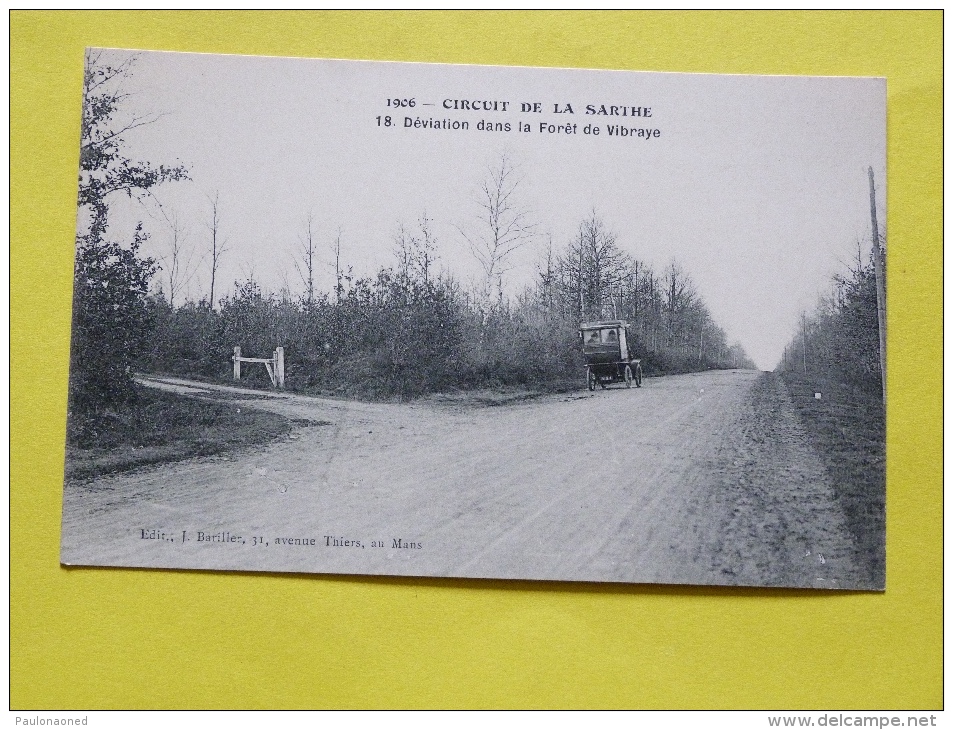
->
[868,167,887,403]
[233,346,241,380]
[275,347,285,388]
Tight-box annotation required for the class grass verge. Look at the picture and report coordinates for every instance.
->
[779,371,886,585]
[65,385,292,482]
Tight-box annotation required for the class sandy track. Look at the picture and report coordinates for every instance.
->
[61,371,863,588]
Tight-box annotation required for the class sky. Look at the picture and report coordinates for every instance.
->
[86,49,886,370]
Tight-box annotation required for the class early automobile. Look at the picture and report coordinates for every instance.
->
[579,320,643,390]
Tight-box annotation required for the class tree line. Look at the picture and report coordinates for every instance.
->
[137,213,754,402]
[69,53,754,416]
[777,239,885,396]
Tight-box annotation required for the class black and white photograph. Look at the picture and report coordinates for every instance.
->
[61,49,887,590]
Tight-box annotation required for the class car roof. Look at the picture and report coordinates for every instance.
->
[580,320,628,329]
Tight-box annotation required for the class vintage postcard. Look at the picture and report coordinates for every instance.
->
[61,50,886,589]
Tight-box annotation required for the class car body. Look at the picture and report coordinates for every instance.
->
[579,320,642,390]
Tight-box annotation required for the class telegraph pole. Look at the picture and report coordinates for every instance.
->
[801,312,808,373]
[868,167,887,403]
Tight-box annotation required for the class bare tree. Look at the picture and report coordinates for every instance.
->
[395,214,439,285]
[457,153,536,301]
[394,223,415,280]
[275,264,295,304]
[662,260,697,347]
[294,212,318,306]
[416,214,437,285]
[330,227,344,302]
[238,256,258,287]
[206,192,228,309]
[554,212,629,319]
[159,209,196,308]
[535,233,556,312]
[579,213,627,316]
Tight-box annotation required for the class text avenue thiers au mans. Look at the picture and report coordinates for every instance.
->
[140,529,422,551]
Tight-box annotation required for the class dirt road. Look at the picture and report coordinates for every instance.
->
[61,370,864,588]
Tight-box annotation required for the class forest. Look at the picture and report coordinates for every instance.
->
[135,208,756,402]
[777,238,885,398]
[69,52,755,420]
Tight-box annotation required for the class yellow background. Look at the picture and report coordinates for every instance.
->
[11,11,941,709]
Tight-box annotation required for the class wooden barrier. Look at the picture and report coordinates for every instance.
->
[232,346,285,388]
